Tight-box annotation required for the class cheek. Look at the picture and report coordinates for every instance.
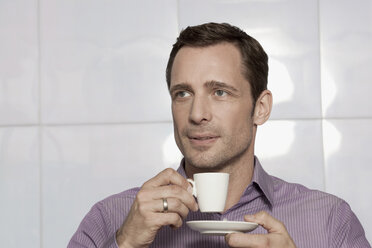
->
[173,127,181,147]
[172,104,189,127]
[172,113,183,132]
[172,110,187,143]
[223,110,253,135]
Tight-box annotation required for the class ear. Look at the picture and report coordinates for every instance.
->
[253,90,272,126]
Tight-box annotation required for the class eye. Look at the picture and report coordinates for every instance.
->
[215,89,227,97]
[175,91,191,98]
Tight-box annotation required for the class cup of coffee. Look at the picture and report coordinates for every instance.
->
[187,173,229,212]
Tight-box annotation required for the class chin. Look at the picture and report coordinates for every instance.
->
[185,153,229,171]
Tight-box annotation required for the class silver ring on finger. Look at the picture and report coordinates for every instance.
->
[162,198,168,213]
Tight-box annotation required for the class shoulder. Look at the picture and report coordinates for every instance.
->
[271,176,343,211]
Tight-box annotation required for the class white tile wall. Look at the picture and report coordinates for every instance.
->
[0,0,371,247]
[320,0,372,118]
[40,0,178,124]
[323,119,372,242]
[178,0,322,119]
[0,0,39,125]
[0,127,40,247]
[255,119,325,191]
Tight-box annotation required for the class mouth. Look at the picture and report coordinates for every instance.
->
[187,134,219,145]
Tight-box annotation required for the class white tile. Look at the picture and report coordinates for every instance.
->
[320,0,372,118]
[178,0,322,119]
[40,0,179,124]
[323,119,372,243]
[0,0,39,125]
[0,127,40,247]
[42,123,182,247]
[255,119,325,191]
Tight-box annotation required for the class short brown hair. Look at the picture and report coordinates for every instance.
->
[166,22,268,103]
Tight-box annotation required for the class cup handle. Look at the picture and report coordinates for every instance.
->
[187,179,197,197]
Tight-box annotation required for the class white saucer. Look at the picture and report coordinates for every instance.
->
[186,220,258,236]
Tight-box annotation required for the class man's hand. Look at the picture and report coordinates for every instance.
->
[225,211,296,248]
[115,168,198,248]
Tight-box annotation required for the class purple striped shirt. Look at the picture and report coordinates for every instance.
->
[68,157,371,247]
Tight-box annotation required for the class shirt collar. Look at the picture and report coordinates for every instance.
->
[251,156,274,206]
[176,156,274,207]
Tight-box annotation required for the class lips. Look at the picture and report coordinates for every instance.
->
[187,133,219,146]
[190,135,217,140]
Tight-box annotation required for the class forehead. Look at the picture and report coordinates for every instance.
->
[170,43,249,90]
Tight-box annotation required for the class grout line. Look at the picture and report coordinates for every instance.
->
[269,116,372,121]
[38,123,43,248]
[36,0,43,246]
[0,124,40,128]
[320,119,328,192]
[260,116,372,121]
[317,0,328,193]
[36,120,174,127]
[176,0,181,32]
[2,117,372,129]
[0,121,173,128]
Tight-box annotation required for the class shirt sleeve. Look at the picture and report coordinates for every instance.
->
[330,200,371,248]
[67,201,119,248]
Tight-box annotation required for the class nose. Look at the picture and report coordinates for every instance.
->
[189,95,212,124]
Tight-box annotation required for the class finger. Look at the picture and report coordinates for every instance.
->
[225,233,269,248]
[155,198,190,219]
[244,211,285,233]
[143,168,192,192]
[153,212,184,229]
[130,198,185,225]
[140,184,198,211]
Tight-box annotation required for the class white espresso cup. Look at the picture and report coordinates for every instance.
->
[187,173,229,212]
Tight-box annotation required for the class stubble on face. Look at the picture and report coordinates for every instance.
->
[170,43,255,173]
[174,115,254,172]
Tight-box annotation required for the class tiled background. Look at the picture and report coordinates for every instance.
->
[0,0,371,247]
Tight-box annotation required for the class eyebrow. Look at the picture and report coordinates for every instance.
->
[169,83,193,94]
[205,80,239,93]
[169,80,239,94]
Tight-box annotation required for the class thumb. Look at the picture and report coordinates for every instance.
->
[244,211,286,234]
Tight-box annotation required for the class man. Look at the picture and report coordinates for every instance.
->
[68,23,370,248]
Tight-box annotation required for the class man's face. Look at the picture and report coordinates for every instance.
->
[170,43,256,170]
